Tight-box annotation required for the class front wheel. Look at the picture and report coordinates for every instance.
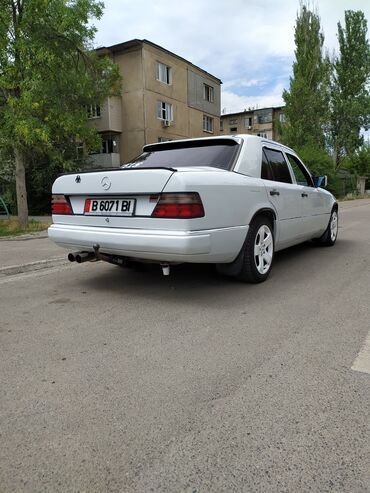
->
[315,208,338,246]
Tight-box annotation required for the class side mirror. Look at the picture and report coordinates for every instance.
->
[313,175,327,188]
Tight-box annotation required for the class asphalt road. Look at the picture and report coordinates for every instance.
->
[1,201,370,492]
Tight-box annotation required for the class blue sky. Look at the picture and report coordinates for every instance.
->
[93,0,370,113]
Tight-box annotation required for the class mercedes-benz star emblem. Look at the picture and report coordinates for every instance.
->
[101,176,111,190]
[75,175,81,183]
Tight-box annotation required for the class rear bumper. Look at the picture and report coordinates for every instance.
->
[48,223,248,263]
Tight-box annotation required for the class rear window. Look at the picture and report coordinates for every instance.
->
[123,139,240,171]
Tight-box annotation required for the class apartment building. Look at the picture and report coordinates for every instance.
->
[88,39,221,166]
[220,107,285,141]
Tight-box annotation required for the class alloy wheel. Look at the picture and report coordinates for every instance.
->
[254,225,273,274]
[330,211,338,242]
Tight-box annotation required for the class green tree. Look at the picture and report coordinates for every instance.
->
[281,4,331,150]
[344,142,370,177]
[0,0,120,226]
[330,10,370,169]
[296,143,343,196]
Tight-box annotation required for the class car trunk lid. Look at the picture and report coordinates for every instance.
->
[52,167,175,196]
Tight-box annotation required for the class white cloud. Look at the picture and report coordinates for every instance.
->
[93,0,298,76]
[221,83,285,114]
[223,78,265,90]
[93,0,370,113]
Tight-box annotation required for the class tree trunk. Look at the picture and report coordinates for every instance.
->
[15,147,28,228]
[334,147,341,170]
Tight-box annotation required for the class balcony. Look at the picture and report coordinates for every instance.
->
[88,96,122,133]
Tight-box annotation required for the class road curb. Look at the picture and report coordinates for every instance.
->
[339,198,370,209]
[0,232,49,241]
[0,257,68,277]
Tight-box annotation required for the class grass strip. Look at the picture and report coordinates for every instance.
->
[0,218,50,237]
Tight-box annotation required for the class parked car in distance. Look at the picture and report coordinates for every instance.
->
[48,135,338,283]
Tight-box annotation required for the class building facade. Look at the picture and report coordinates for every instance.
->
[88,39,221,166]
[220,107,285,141]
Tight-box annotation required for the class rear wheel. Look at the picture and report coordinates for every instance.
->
[217,216,274,283]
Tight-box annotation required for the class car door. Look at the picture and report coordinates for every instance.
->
[284,152,328,237]
[261,146,303,247]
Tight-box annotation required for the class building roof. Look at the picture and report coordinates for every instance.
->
[221,106,284,118]
[96,39,222,84]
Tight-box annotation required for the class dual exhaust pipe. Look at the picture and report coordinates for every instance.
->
[68,251,96,263]
[68,247,171,276]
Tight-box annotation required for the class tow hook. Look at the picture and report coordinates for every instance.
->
[93,244,125,266]
[93,243,112,263]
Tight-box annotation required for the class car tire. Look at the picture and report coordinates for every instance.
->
[314,208,338,246]
[217,216,274,283]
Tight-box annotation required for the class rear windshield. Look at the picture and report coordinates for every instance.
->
[122,139,240,170]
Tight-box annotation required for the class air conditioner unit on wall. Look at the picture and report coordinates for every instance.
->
[162,119,171,127]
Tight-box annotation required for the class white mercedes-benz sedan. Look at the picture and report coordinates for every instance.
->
[48,135,338,283]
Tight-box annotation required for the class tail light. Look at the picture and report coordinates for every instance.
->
[52,194,73,215]
[151,193,204,218]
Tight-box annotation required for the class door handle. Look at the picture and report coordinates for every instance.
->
[269,189,280,196]
[301,192,308,197]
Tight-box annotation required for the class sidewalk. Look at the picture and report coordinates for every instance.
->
[0,216,62,275]
[338,198,370,209]
[0,234,66,271]
[29,215,52,223]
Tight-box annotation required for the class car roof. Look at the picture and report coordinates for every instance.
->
[143,134,296,155]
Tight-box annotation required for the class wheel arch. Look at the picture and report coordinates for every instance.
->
[216,207,277,278]
[250,208,277,234]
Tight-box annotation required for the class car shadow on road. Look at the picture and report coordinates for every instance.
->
[74,238,354,309]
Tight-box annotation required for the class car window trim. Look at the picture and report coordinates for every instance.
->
[229,139,244,172]
[284,152,314,187]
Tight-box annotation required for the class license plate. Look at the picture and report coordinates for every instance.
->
[84,198,136,216]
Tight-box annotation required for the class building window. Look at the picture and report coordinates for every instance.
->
[203,115,214,133]
[220,120,223,131]
[156,62,172,84]
[244,117,252,129]
[203,84,214,103]
[229,118,238,125]
[279,113,286,123]
[157,101,173,121]
[256,110,273,124]
[230,127,237,133]
[87,104,101,119]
